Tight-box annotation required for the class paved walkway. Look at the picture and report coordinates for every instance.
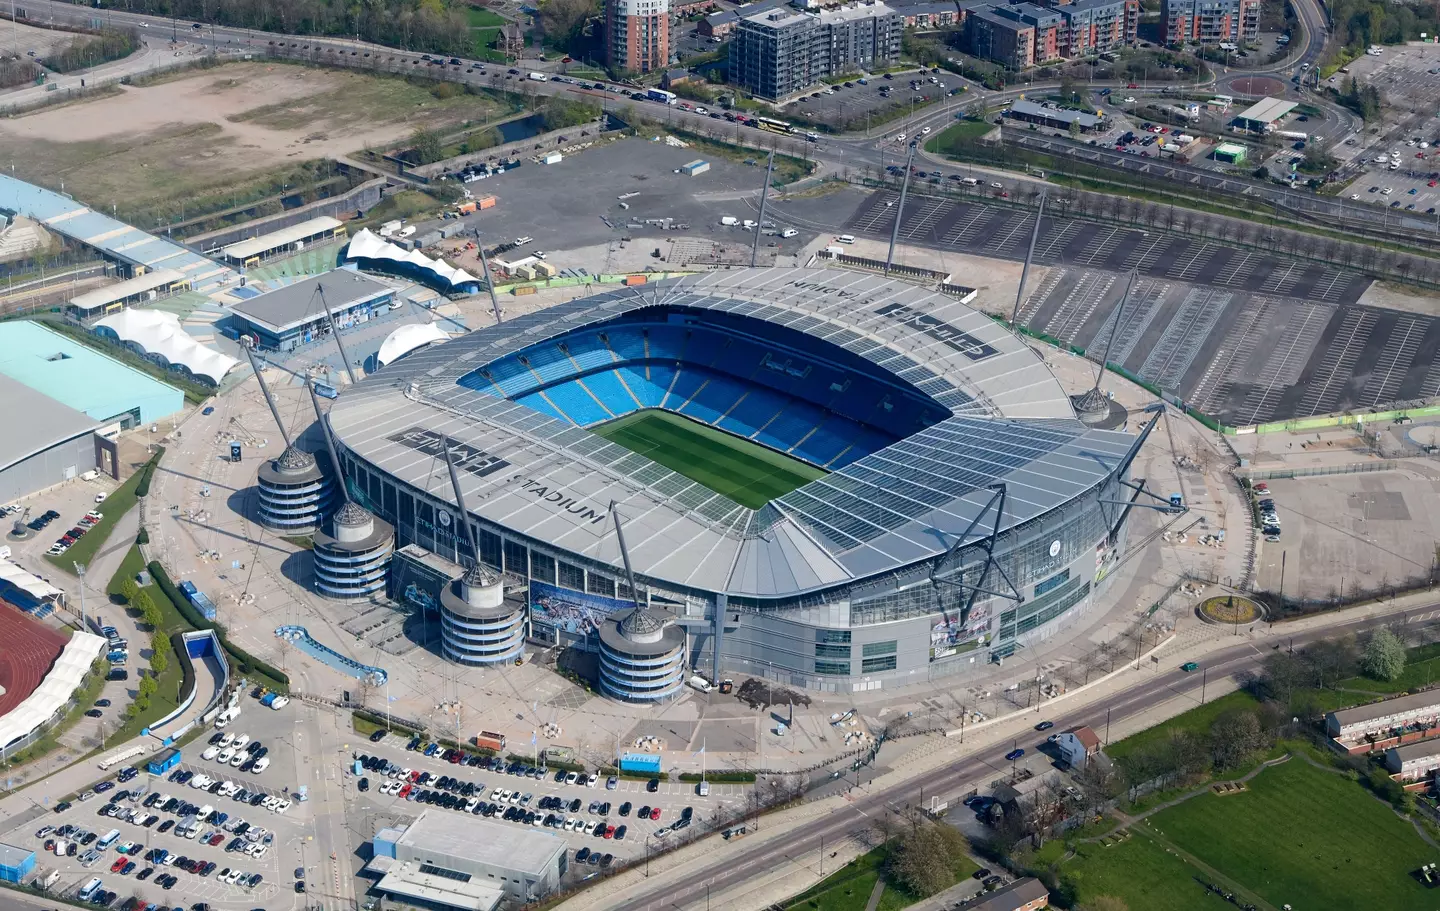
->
[861,877,886,911]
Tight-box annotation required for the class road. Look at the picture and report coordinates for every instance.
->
[16,0,1439,246]
[606,595,1440,911]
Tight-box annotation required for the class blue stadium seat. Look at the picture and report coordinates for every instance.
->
[581,370,638,414]
[719,393,784,439]
[662,367,707,411]
[515,392,566,423]
[564,334,615,372]
[605,329,649,362]
[542,381,610,426]
[615,366,667,408]
[528,344,576,384]
[681,373,747,425]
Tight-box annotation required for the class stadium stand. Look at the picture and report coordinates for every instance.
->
[458,310,953,470]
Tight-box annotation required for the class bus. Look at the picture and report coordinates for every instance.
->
[96,830,121,851]
[647,88,676,104]
[754,116,795,134]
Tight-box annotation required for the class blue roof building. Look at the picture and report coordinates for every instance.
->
[0,322,184,428]
[0,842,36,884]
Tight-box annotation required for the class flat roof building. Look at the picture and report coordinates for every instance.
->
[0,374,102,504]
[1212,141,1248,163]
[67,269,191,320]
[729,2,902,100]
[368,810,568,910]
[1385,740,1440,781]
[965,876,1050,911]
[226,269,395,352]
[1327,692,1440,741]
[0,321,184,428]
[1006,99,1105,132]
[220,216,346,267]
[0,842,36,885]
[1232,97,1297,132]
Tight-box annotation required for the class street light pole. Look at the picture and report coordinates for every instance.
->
[74,562,87,630]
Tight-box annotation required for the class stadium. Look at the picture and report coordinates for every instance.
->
[327,268,1143,694]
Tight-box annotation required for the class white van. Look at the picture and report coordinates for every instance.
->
[528,72,548,82]
[836,234,856,244]
[79,878,103,901]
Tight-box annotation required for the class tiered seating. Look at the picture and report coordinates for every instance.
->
[718,393,785,439]
[604,328,649,361]
[564,334,615,372]
[662,368,708,411]
[526,343,577,384]
[755,409,822,451]
[679,374,747,425]
[581,370,637,414]
[515,392,566,423]
[615,366,668,408]
[539,383,609,425]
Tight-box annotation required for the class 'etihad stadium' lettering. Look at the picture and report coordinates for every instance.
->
[386,428,512,478]
[519,479,609,526]
[874,302,1000,361]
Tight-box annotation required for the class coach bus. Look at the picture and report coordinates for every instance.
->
[754,116,795,135]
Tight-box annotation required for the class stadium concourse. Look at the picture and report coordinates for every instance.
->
[328,268,1146,696]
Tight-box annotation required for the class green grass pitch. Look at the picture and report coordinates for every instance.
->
[590,409,827,509]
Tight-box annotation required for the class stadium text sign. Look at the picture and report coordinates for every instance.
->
[874,303,999,361]
[387,428,512,477]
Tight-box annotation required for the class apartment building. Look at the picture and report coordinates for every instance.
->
[1055,0,1139,55]
[729,1,902,100]
[607,0,671,74]
[1160,0,1260,44]
[964,0,1136,67]
[965,6,1035,68]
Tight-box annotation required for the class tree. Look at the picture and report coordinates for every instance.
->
[1210,708,1264,770]
[1361,627,1406,681]
[537,0,599,53]
[119,579,140,604]
[409,127,444,166]
[886,822,970,897]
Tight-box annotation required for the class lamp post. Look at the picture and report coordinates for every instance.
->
[73,562,87,629]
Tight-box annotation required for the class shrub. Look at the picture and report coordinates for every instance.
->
[146,560,290,690]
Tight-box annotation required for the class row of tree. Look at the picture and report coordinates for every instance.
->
[45,28,139,73]
[60,0,476,56]
[115,576,174,718]
[1332,0,1440,50]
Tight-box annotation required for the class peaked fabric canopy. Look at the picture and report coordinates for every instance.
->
[0,631,105,750]
[95,308,240,385]
[377,322,451,368]
[346,229,480,289]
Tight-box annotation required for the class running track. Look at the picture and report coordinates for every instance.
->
[0,601,66,717]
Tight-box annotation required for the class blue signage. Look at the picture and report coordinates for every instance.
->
[619,752,662,774]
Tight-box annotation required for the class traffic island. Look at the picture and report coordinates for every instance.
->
[1196,594,1265,626]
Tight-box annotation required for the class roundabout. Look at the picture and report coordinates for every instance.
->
[1198,593,1265,625]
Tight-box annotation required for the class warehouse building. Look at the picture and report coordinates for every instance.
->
[226,269,395,352]
[67,269,191,320]
[1231,97,1297,133]
[1384,740,1440,782]
[219,216,347,268]
[0,321,184,428]
[0,375,105,503]
[0,843,35,885]
[368,810,568,911]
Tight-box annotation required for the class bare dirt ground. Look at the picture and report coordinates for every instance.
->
[1356,280,1440,317]
[0,20,81,60]
[0,60,507,220]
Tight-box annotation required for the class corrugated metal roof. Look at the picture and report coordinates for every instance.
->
[0,374,99,471]
[69,268,188,313]
[0,175,235,291]
[1235,97,1297,125]
[329,269,1133,599]
[223,216,343,261]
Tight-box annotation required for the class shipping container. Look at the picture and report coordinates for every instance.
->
[623,274,648,286]
[474,730,507,751]
[456,201,477,215]
[477,196,497,210]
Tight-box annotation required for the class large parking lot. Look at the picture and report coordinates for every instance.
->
[27,692,306,910]
[347,729,751,882]
[785,68,959,131]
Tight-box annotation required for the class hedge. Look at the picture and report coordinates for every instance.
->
[134,446,164,497]
[678,771,756,782]
[147,560,290,690]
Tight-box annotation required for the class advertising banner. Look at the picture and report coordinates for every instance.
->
[529,580,632,638]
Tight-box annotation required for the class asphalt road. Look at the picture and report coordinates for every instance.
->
[609,595,1439,911]
[17,0,1435,246]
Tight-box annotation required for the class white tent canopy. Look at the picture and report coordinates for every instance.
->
[0,631,105,751]
[377,322,451,368]
[95,308,239,385]
[346,229,479,289]
[0,559,63,601]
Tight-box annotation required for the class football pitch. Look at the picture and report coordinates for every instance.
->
[591,409,826,509]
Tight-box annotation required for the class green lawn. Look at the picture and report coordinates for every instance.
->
[1104,689,1261,762]
[1340,642,1440,695]
[783,842,979,911]
[103,544,186,740]
[590,409,826,509]
[1144,758,1438,911]
[45,454,154,574]
[1061,831,1220,911]
[466,7,507,27]
[924,118,996,156]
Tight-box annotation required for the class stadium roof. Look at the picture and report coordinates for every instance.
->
[1234,97,1296,126]
[0,375,100,472]
[228,269,393,334]
[222,215,344,262]
[0,175,234,291]
[378,322,451,368]
[329,269,1135,600]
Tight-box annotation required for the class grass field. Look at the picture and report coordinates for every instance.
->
[1149,758,1436,910]
[591,409,826,509]
[924,118,996,156]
